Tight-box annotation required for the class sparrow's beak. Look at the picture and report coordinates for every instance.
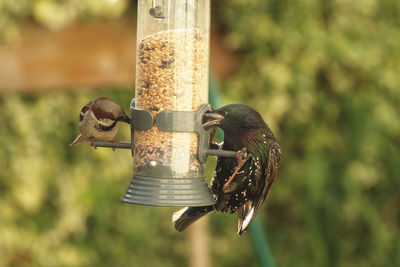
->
[119,113,131,124]
[203,112,224,129]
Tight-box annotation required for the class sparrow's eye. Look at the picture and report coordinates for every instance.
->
[81,105,90,113]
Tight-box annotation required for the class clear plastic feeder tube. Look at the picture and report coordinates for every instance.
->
[134,0,210,179]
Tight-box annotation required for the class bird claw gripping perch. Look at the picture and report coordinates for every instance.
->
[223,147,251,192]
[112,139,118,151]
[89,137,97,149]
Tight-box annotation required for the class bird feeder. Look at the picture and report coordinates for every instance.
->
[94,0,236,207]
[122,0,215,206]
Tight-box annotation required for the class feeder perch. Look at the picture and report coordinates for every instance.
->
[94,0,237,207]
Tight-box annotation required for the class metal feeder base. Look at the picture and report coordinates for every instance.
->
[121,175,216,207]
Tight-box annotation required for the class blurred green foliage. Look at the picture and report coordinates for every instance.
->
[0,0,128,41]
[1,0,400,266]
[0,90,258,267]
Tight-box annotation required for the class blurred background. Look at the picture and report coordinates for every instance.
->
[1,0,400,266]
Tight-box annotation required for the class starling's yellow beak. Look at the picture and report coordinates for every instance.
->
[203,112,224,129]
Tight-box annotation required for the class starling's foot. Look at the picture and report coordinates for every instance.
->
[89,137,97,149]
[223,147,250,192]
[223,182,239,193]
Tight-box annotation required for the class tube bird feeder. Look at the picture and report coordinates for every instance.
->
[120,0,215,206]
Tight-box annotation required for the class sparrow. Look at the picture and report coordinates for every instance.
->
[173,104,281,235]
[70,97,130,148]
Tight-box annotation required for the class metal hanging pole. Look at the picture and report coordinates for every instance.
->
[93,141,131,149]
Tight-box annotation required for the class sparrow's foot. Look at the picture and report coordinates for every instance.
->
[112,139,118,151]
[88,137,97,149]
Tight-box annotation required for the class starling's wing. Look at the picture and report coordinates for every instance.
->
[237,142,280,235]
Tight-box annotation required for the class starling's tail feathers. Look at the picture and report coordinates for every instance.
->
[237,202,257,235]
[69,134,87,146]
[173,206,215,232]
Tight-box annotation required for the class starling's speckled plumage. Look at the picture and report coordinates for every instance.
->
[173,104,281,235]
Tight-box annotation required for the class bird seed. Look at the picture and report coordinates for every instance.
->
[134,28,209,178]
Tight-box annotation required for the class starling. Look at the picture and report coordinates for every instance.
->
[173,104,281,235]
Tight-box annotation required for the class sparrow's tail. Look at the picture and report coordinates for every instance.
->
[69,134,87,146]
[172,206,215,232]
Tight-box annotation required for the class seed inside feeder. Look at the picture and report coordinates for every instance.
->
[134,28,209,178]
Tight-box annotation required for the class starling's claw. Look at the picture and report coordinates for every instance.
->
[239,148,248,160]
[223,148,250,192]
